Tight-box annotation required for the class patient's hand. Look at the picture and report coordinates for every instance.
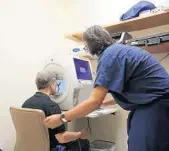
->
[80,129,88,139]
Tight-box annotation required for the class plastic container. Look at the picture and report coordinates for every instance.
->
[90,140,116,151]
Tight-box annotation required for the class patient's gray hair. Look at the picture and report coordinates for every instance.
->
[83,25,115,56]
[35,69,57,90]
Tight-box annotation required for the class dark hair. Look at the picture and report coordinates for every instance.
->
[83,25,114,56]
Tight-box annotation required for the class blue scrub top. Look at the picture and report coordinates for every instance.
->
[94,43,169,110]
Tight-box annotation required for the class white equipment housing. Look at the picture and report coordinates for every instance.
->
[44,56,93,111]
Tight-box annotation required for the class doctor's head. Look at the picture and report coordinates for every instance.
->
[83,25,114,56]
[35,69,57,96]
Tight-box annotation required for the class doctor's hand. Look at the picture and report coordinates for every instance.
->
[44,114,62,129]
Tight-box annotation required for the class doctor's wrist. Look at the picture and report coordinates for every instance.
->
[60,113,71,123]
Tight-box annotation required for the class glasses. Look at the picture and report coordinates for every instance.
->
[83,45,90,53]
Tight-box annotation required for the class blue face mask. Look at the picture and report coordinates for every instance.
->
[92,54,99,59]
[55,80,66,94]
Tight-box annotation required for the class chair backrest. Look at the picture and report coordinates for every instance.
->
[10,107,50,151]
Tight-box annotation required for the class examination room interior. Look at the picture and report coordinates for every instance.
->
[1,0,169,151]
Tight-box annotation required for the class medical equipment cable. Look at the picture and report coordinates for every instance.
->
[87,117,92,134]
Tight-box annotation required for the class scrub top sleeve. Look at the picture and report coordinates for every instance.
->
[94,57,125,93]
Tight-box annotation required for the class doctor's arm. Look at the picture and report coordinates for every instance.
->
[65,86,108,120]
[44,86,108,129]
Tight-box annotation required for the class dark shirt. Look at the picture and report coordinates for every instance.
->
[94,43,169,110]
[22,92,65,149]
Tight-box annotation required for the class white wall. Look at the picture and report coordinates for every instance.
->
[0,0,76,150]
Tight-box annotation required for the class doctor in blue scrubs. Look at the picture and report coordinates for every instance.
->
[45,25,169,151]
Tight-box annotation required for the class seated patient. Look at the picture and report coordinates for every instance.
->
[22,69,89,151]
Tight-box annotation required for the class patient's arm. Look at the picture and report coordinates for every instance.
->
[55,129,88,144]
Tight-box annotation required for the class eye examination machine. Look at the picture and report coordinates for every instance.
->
[44,56,94,111]
[44,55,117,117]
